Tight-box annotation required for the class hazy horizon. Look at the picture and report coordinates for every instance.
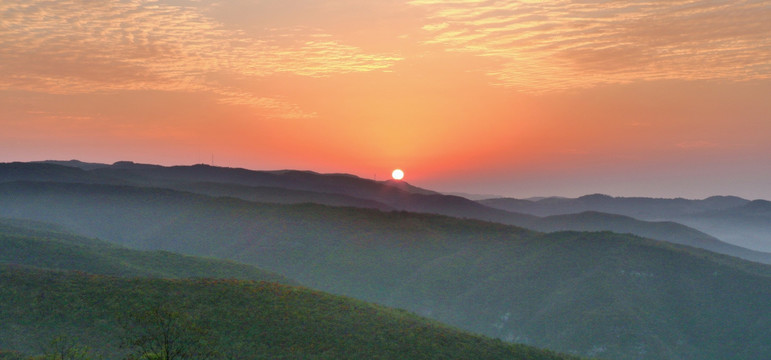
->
[9,158,768,202]
[2,1,769,200]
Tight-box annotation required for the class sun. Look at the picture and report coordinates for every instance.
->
[391,169,404,180]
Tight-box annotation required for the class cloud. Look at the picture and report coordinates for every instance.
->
[215,90,317,120]
[409,0,771,91]
[0,0,401,118]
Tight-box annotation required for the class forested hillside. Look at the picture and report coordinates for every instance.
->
[0,265,580,360]
[2,181,770,359]
[0,218,293,283]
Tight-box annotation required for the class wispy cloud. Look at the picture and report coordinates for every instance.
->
[0,0,401,118]
[409,0,771,91]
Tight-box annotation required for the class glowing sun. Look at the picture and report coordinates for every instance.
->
[391,169,404,180]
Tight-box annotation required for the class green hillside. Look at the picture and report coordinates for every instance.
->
[2,181,770,359]
[0,218,294,283]
[0,265,580,360]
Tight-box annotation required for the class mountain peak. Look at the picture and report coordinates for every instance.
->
[742,199,771,212]
[381,179,439,195]
[578,193,613,201]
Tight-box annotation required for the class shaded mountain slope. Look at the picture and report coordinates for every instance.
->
[0,265,578,360]
[480,194,750,219]
[3,161,535,227]
[0,162,110,184]
[88,161,440,197]
[79,162,540,225]
[675,200,771,253]
[2,161,768,261]
[171,181,395,210]
[3,161,733,256]
[36,159,111,170]
[1,181,770,359]
[165,180,771,263]
[389,231,771,359]
[0,218,294,283]
[482,194,771,253]
[527,211,771,264]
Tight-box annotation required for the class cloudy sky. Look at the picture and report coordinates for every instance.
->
[1,0,770,198]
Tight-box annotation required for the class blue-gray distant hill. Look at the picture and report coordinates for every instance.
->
[481,194,771,253]
[11,161,532,225]
[673,200,771,253]
[4,161,767,263]
[527,211,771,264]
[480,194,749,218]
[2,180,771,360]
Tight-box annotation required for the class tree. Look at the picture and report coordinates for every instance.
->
[39,336,97,360]
[0,349,28,360]
[120,304,215,360]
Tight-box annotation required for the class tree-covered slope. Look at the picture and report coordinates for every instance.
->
[389,231,771,359]
[0,265,580,360]
[0,218,294,283]
[1,181,770,359]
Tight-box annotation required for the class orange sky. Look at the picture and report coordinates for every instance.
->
[1,0,770,198]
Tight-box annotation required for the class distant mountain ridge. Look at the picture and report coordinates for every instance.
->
[480,193,751,218]
[481,194,771,252]
[4,160,768,263]
[39,160,440,196]
[528,211,771,264]
[5,160,538,227]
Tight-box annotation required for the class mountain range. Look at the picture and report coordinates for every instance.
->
[1,160,770,360]
[3,161,768,264]
[481,194,771,253]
